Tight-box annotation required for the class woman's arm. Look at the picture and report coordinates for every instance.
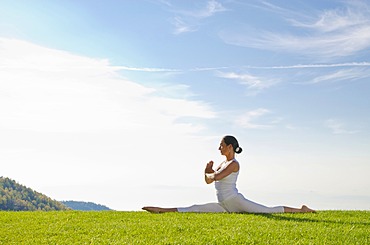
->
[213,161,239,181]
[204,161,239,184]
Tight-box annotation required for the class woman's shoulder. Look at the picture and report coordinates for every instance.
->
[218,159,240,171]
[229,160,240,172]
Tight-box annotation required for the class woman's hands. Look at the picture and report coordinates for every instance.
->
[204,161,215,184]
[205,160,240,184]
[205,161,214,173]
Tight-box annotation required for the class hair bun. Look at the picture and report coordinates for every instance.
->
[235,146,243,154]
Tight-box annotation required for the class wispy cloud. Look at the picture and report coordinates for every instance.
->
[324,119,359,134]
[111,62,370,92]
[110,63,369,92]
[235,108,272,129]
[290,1,370,32]
[243,62,370,70]
[216,71,277,94]
[156,0,172,7]
[172,16,198,34]
[220,1,370,59]
[196,0,226,18]
[105,62,370,73]
[310,68,370,84]
[113,65,181,72]
[189,66,231,71]
[169,0,227,34]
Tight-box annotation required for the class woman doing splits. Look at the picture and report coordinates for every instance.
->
[143,135,315,214]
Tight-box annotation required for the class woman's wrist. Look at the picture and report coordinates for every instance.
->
[204,168,213,173]
[205,172,216,180]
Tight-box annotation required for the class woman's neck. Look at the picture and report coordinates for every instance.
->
[225,153,235,162]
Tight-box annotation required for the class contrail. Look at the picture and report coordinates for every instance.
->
[112,62,370,73]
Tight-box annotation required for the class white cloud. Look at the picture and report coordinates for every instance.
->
[222,27,370,59]
[220,1,370,59]
[157,0,172,7]
[172,16,198,35]
[170,0,227,34]
[290,1,370,33]
[113,65,180,72]
[198,0,226,18]
[310,68,370,84]
[232,63,370,87]
[324,119,359,134]
[244,62,370,69]
[0,38,215,133]
[0,38,219,208]
[217,71,277,94]
[235,108,272,129]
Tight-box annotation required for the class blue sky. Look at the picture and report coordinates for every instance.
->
[1,0,369,211]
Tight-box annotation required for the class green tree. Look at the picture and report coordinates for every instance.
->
[0,177,69,211]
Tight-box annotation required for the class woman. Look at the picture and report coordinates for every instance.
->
[142,135,315,213]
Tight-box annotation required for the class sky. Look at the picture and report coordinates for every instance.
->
[0,0,369,211]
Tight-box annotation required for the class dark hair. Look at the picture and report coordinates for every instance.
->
[223,135,243,154]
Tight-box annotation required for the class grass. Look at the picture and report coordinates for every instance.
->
[0,211,369,244]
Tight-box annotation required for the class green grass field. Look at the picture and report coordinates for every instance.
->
[0,211,369,244]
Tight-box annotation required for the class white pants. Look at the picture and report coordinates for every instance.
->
[177,194,284,213]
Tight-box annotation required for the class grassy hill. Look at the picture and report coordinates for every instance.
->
[0,177,68,211]
[0,211,368,244]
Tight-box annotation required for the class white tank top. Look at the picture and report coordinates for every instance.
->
[214,159,239,202]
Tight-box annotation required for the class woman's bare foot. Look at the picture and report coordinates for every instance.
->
[142,206,178,213]
[284,205,316,213]
[301,205,316,213]
[142,206,161,213]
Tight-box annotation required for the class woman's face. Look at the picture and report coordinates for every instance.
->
[219,139,232,156]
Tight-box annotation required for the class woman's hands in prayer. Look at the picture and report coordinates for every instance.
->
[205,161,214,173]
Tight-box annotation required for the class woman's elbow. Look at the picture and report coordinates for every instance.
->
[206,179,214,184]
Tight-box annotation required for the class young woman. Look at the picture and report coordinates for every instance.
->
[142,135,315,213]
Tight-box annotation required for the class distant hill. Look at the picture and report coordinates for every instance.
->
[61,201,111,211]
[0,177,69,211]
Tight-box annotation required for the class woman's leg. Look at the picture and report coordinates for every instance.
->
[222,194,315,213]
[142,203,227,213]
[178,203,227,213]
[222,194,284,213]
[142,201,315,214]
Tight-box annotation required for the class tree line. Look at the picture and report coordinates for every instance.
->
[0,177,69,211]
[61,201,111,211]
